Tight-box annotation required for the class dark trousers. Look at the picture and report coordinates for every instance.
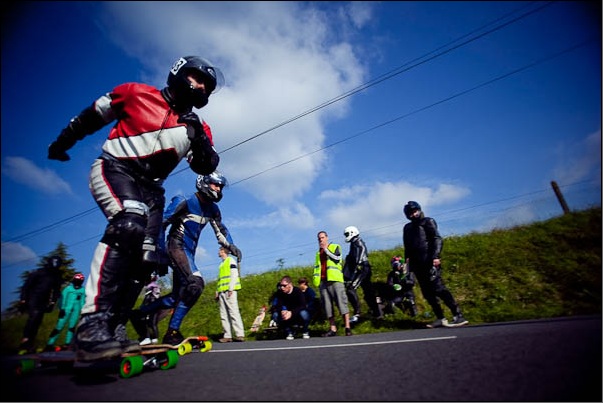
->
[413,265,460,319]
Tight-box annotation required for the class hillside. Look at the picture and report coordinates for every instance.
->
[1,207,600,353]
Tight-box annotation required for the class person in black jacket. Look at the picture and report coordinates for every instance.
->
[403,201,468,328]
[342,226,383,322]
[18,255,64,354]
[273,276,311,340]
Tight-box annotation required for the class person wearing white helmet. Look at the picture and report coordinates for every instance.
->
[342,226,383,322]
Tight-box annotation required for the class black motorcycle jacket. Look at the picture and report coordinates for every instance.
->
[403,217,443,265]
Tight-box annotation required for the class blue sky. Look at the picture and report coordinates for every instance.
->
[1,1,601,312]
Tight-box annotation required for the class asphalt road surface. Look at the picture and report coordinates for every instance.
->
[2,315,600,401]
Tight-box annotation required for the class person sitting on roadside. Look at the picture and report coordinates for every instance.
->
[273,276,311,340]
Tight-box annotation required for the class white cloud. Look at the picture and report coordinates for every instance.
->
[2,157,72,195]
[553,130,602,185]
[320,180,471,240]
[1,242,38,265]
[99,2,369,206]
[345,1,374,28]
[229,202,317,230]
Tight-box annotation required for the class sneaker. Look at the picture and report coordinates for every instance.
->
[114,323,141,354]
[268,320,277,328]
[447,314,469,327]
[139,337,152,346]
[302,332,310,339]
[345,328,352,336]
[286,333,294,341]
[234,336,245,342]
[219,337,232,343]
[426,318,448,328]
[163,328,185,346]
[130,309,150,339]
[322,329,337,337]
[74,313,123,361]
[349,314,360,324]
[151,338,159,344]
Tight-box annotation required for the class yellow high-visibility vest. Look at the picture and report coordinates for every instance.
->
[313,243,343,287]
[217,257,241,292]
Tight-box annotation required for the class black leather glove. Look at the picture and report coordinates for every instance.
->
[142,240,170,275]
[48,141,70,161]
[58,309,66,319]
[178,112,208,143]
[229,244,243,263]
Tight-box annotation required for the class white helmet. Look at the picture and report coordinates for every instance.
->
[344,226,359,243]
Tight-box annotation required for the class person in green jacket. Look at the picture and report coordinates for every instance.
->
[45,273,86,351]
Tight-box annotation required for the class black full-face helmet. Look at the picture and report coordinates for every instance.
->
[167,55,225,109]
[403,201,422,220]
[196,171,228,202]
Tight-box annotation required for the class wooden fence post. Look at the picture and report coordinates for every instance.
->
[551,181,570,214]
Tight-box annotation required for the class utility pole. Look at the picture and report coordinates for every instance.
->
[551,181,570,214]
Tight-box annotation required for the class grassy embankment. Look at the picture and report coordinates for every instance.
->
[1,207,600,353]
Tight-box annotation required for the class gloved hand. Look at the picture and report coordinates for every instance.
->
[48,141,70,161]
[58,309,66,319]
[229,244,243,263]
[142,238,169,273]
[178,112,208,143]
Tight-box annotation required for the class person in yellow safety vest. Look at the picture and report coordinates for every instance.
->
[215,246,245,342]
[314,231,352,337]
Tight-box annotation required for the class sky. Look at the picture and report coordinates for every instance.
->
[1,1,601,312]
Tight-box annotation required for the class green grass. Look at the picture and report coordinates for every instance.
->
[2,207,600,354]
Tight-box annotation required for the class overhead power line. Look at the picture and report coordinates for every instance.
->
[1,1,570,249]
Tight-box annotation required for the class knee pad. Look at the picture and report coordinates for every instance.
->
[102,206,148,251]
[182,275,205,307]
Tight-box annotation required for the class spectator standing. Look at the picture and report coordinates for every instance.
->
[18,255,64,354]
[342,226,383,323]
[216,246,245,343]
[313,231,352,337]
[402,201,468,328]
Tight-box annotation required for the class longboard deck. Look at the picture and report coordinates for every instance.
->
[250,306,267,332]
[140,336,211,352]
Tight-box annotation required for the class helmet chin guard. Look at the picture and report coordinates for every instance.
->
[196,171,228,202]
[167,56,225,109]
